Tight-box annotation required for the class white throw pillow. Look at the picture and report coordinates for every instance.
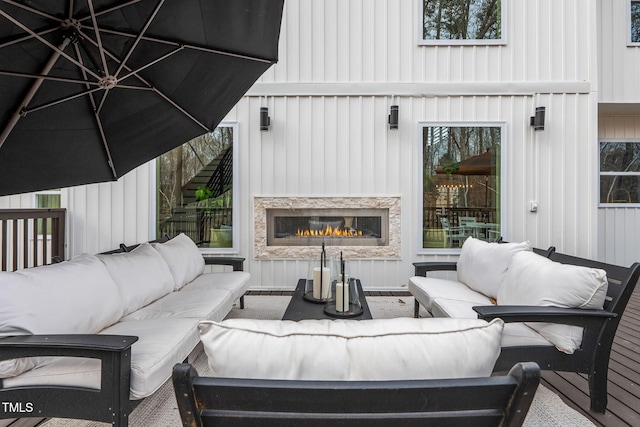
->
[97,243,175,315]
[152,233,205,290]
[456,237,532,299]
[199,317,504,381]
[0,254,123,378]
[497,251,608,354]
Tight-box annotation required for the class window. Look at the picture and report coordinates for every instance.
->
[421,124,502,250]
[156,125,237,252]
[420,0,505,45]
[600,140,640,204]
[35,190,61,236]
[629,1,640,45]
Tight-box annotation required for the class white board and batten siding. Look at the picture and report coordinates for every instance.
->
[0,1,604,289]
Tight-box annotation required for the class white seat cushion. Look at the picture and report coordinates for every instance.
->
[182,271,251,302]
[498,251,608,354]
[97,243,175,315]
[430,297,553,349]
[2,357,101,391]
[456,237,532,299]
[121,287,234,322]
[152,233,205,290]
[199,317,504,381]
[409,276,489,311]
[100,318,200,399]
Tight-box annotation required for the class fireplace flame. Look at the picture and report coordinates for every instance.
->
[296,225,363,237]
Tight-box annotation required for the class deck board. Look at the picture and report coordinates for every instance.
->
[542,284,640,427]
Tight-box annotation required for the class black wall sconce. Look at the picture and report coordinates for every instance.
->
[530,106,545,131]
[388,105,399,129]
[260,107,270,131]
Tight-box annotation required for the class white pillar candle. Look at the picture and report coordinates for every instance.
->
[336,281,349,312]
[313,267,331,299]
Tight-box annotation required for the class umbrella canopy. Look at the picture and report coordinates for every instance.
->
[0,0,284,196]
[434,150,496,176]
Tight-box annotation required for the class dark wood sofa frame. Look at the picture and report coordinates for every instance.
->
[413,246,640,413]
[172,361,541,427]
[0,236,246,427]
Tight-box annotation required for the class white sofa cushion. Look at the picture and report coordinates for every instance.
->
[199,317,504,381]
[456,237,532,299]
[497,251,608,353]
[182,271,251,302]
[97,243,175,315]
[121,286,234,322]
[100,318,201,399]
[408,276,490,311]
[152,233,205,290]
[430,297,554,349]
[0,254,123,378]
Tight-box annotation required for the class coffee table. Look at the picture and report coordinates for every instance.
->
[282,278,372,320]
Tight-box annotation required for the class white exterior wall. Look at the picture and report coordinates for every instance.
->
[0,0,602,288]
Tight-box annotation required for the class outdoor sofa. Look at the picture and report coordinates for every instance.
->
[409,237,640,413]
[174,316,540,426]
[0,233,249,427]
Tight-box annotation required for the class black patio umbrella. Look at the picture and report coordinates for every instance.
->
[0,0,284,196]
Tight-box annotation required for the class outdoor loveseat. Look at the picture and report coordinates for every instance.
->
[409,237,640,413]
[0,233,249,426]
[173,317,541,427]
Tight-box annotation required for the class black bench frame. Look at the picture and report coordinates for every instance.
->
[0,235,246,427]
[172,362,541,427]
[412,247,640,413]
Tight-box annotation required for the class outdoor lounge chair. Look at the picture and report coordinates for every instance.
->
[172,361,541,427]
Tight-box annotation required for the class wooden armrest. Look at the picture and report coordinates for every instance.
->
[413,261,457,276]
[473,305,616,326]
[0,334,138,360]
[203,256,245,271]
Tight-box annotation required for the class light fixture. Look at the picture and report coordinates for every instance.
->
[388,105,398,129]
[530,106,545,131]
[260,107,270,131]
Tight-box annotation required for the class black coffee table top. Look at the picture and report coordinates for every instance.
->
[282,279,373,321]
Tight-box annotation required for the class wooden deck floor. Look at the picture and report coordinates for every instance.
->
[542,285,640,426]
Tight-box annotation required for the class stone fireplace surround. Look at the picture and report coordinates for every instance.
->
[254,196,401,259]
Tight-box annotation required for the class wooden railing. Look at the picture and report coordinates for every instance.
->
[0,208,66,271]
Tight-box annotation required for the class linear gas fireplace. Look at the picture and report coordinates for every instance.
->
[254,196,401,259]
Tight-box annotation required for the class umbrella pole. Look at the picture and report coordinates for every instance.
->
[0,37,71,149]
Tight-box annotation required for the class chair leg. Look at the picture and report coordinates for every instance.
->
[240,294,245,309]
[588,370,608,413]
[414,299,420,318]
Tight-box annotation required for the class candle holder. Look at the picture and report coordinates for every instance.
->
[303,246,335,303]
[324,257,363,318]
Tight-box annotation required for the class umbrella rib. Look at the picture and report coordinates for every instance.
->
[87,0,111,76]
[0,37,71,149]
[1,0,63,23]
[94,27,275,64]
[76,28,211,131]
[118,45,184,82]
[72,42,119,180]
[0,9,102,80]
[23,87,104,115]
[77,0,144,22]
[114,0,166,78]
[0,70,101,86]
[0,26,58,49]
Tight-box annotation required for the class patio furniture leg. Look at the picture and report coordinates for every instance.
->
[589,367,609,413]
[414,299,420,318]
[240,294,245,309]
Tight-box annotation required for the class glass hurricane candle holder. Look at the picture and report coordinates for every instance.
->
[304,256,335,303]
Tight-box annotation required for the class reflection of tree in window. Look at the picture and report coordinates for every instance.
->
[632,1,640,43]
[600,142,640,203]
[423,0,501,40]
[422,125,501,249]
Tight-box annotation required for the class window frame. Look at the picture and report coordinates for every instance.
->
[418,0,507,46]
[599,138,640,207]
[416,121,507,254]
[151,122,240,254]
[628,0,640,46]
